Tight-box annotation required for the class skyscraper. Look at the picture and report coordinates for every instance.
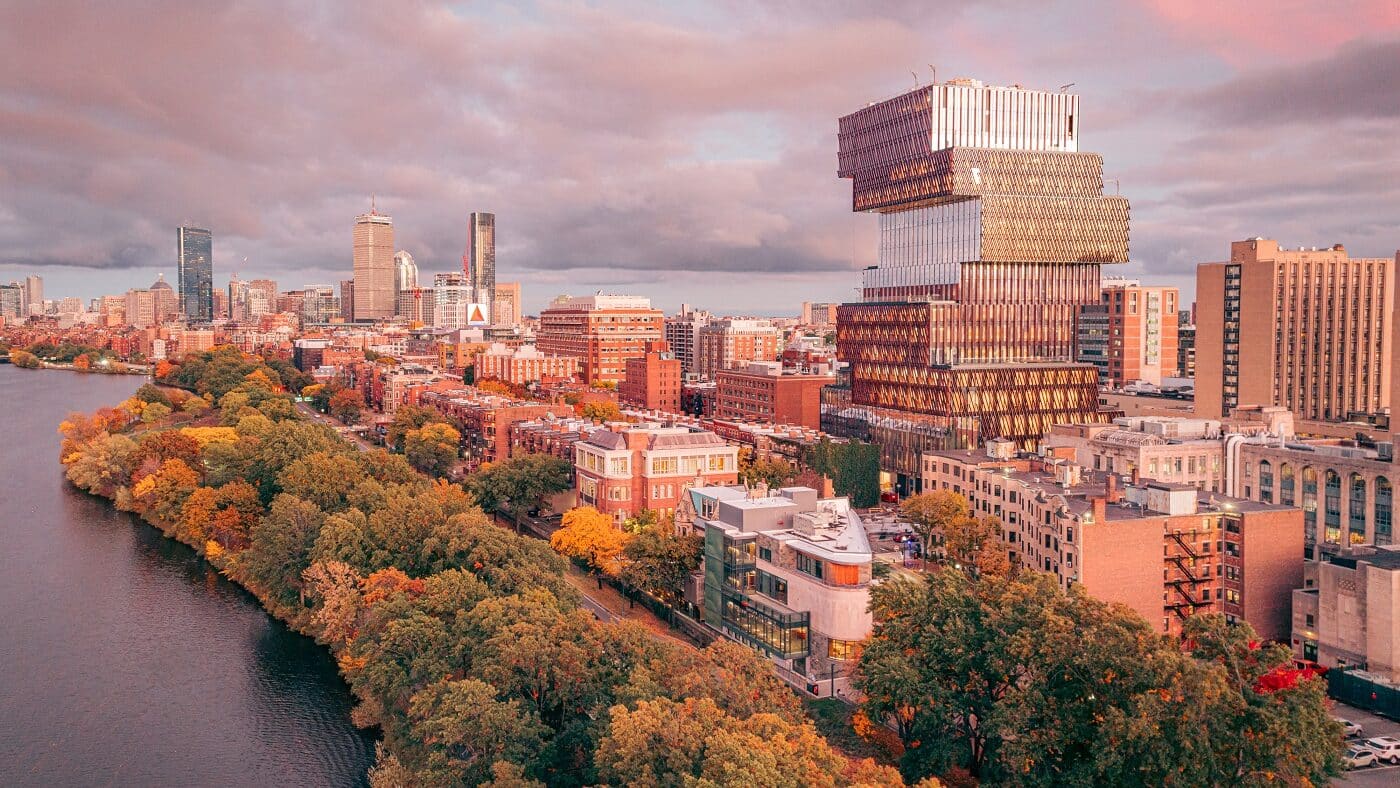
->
[339,279,355,321]
[353,207,395,320]
[831,78,1124,489]
[177,226,213,322]
[394,250,417,292]
[492,281,521,327]
[465,211,495,306]
[23,275,43,315]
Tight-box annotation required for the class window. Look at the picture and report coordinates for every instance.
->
[1350,474,1368,544]
[758,546,772,562]
[651,456,678,474]
[1377,477,1393,546]
[796,552,824,580]
[756,570,787,604]
[708,454,729,472]
[828,639,862,661]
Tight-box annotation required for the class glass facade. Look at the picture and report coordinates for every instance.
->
[1377,478,1393,546]
[702,524,809,659]
[177,226,213,323]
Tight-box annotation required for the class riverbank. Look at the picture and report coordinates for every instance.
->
[4,352,150,375]
[55,347,898,786]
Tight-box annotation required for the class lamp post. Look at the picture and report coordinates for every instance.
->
[830,661,837,698]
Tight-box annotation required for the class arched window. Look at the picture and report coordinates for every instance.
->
[1280,463,1295,506]
[1377,477,1393,547]
[1324,470,1342,545]
[1349,474,1367,544]
[1258,460,1273,503]
[1301,467,1318,545]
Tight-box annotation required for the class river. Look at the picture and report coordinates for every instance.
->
[0,366,375,787]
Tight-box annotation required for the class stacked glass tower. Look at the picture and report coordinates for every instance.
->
[830,78,1126,487]
[177,226,213,323]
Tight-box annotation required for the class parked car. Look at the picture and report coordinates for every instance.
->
[1343,745,1378,770]
[1335,717,1363,738]
[1362,736,1400,764]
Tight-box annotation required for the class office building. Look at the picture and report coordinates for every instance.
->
[493,281,521,327]
[1077,280,1178,388]
[338,280,355,321]
[574,424,739,520]
[125,288,156,329]
[465,211,495,307]
[301,285,340,323]
[692,485,873,697]
[353,208,396,320]
[24,275,43,316]
[394,250,417,293]
[694,318,781,380]
[620,340,683,412]
[177,226,213,322]
[0,283,22,321]
[922,445,1302,640]
[432,272,476,330]
[396,286,435,326]
[715,361,834,430]
[831,79,1122,487]
[1293,547,1400,681]
[538,294,664,385]
[1196,239,1399,423]
[150,274,178,323]
[1178,324,1196,380]
[800,302,839,328]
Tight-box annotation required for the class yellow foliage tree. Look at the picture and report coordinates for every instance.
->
[179,426,240,447]
[550,506,632,576]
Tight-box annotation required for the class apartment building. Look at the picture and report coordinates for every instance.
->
[476,342,579,386]
[691,485,873,697]
[1077,279,1179,387]
[694,318,781,380]
[420,388,571,469]
[573,424,739,519]
[620,339,682,412]
[921,445,1303,639]
[537,294,664,385]
[714,361,833,430]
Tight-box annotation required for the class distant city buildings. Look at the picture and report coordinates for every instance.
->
[177,226,213,323]
[1196,238,1399,424]
[664,305,711,376]
[493,281,521,328]
[538,294,664,385]
[432,272,475,330]
[465,211,495,308]
[715,361,833,430]
[1077,279,1178,388]
[476,342,579,386]
[694,318,780,380]
[394,250,417,293]
[352,208,396,320]
[620,340,682,412]
[800,302,838,328]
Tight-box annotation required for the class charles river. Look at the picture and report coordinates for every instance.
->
[0,365,375,786]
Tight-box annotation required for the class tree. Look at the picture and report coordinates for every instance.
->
[945,515,1009,577]
[329,388,364,424]
[138,458,202,524]
[805,438,880,508]
[386,405,446,453]
[551,506,631,577]
[404,423,461,478]
[65,433,138,498]
[9,349,41,368]
[135,383,172,406]
[856,571,1340,786]
[404,679,549,786]
[464,454,573,530]
[899,490,969,570]
[140,401,172,423]
[620,525,702,604]
[580,400,623,422]
[740,453,797,490]
[242,494,327,606]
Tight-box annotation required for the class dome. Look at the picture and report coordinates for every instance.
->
[150,273,173,290]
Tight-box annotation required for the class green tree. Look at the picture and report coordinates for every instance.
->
[404,679,549,786]
[804,438,880,508]
[404,422,461,478]
[242,494,327,606]
[134,383,172,406]
[740,452,798,490]
[386,404,446,453]
[464,454,573,530]
[620,525,702,604]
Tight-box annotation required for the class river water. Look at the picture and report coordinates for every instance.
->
[0,366,375,786]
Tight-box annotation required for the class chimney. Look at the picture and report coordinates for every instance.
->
[1106,473,1121,503]
[1092,496,1107,524]
[1130,466,1140,486]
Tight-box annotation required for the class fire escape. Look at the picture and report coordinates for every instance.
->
[1165,531,1209,621]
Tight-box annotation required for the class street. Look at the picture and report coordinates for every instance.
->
[1335,701,1400,786]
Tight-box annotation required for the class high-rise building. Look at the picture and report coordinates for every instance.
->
[23,275,43,315]
[538,294,665,385]
[1076,279,1179,388]
[396,286,435,326]
[150,274,179,323]
[1195,239,1399,423]
[339,279,355,321]
[465,212,495,307]
[432,272,475,330]
[800,302,839,327]
[394,250,417,293]
[493,281,521,327]
[664,306,712,375]
[694,318,781,380]
[302,285,340,323]
[125,288,156,329]
[246,279,278,318]
[0,283,22,321]
[177,226,213,322]
[1178,324,1196,380]
[621,340,682,412]
[353,208,396,320]
[831,78,1123,488]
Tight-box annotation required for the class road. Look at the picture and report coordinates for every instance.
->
[1336,701,1400,786]
[295,401,376,451]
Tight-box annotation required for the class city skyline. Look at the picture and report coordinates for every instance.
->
[2,2,1397,313]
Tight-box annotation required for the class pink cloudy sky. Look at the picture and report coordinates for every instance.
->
[1,0,1397,314]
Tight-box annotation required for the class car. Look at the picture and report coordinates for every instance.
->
[1344,745,1378,770]
[1363,736,1400,764]
[1334,717,1363,738]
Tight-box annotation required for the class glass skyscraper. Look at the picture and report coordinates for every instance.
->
[465,211,495,306]
[177,226,213,323]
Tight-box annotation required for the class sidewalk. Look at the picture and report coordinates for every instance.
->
[559,563,698,650]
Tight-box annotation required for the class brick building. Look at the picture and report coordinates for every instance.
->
[714,361,833,429]
[476,342,579,386]
[620,340,682,412]
[421,388,571,469]
[922,444,1303,639]
[574,425,740,520]
[694,318,781,380]
[537,294,664,385]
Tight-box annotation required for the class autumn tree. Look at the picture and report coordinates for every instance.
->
[65,432,138,498]
[464,453,573,530]
[551,506,631,578]
[386,404,446,453]
[899,490,969,570]
[620,525,702,604]
[740,451,798,490]
[136,458,202,524]
[329,387,365,424]
[580,400,623,422]
[403,679,549,786]
[404,422,461,478]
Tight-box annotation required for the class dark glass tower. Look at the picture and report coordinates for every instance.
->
[465,212,496,307]
[177,226,213,323]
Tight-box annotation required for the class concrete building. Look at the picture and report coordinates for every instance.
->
[1078,279,1178,387]
[339,279,355,321]
[573,424,739,520]
[1293,547,1400,680]
[353,209,396,320]
[831,78,1120,480]
[493,281,521,328]
[537,294,664,385]
[1196,239,1399,423]
[1178,324,1196,380]
[692,485,873,697]
[0,283,23,321]
[664,306,711,375]
[124,288,155,329]
[177,226,213,323]
[800,302,839,328]
[395,286,435,326]
[620,339,682,413]
[23,274,43,316]
[420,387,571,470]
[432,272,476,330]
[695,318,781,380]
[302,285,340,324]
[150,274,179,323]
[476,342,579,386]
[922,445,1304,639]
[715,361,833,430]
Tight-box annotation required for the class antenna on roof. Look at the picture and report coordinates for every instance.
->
[371,194,377,214]
[928,64,937,84]
[910,70,919,89]
[1059,82,1076,92]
